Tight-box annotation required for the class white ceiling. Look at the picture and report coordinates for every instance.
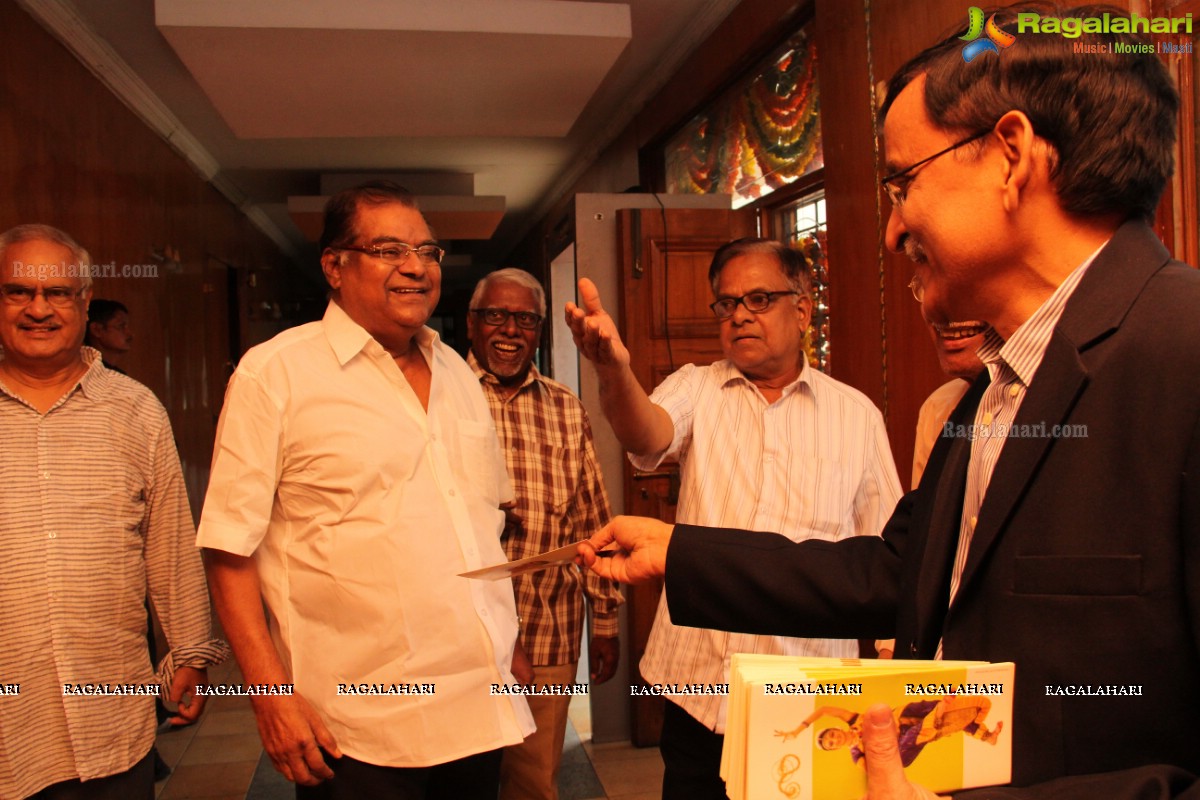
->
[21,0,742,278]
[157,0,633,139]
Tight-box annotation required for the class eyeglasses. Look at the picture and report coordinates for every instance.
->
[709,290,798,320]
[908,275,923,303]
[0,284,84,308]
[880,129,991,207]
[471,308,543,329]
[334,242,445,266]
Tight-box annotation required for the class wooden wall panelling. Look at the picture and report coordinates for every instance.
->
[811,0,942,487]
[1154,0,1199,266]
[0,0,296,515]
[867,0,974,489]
[812,0,890,410]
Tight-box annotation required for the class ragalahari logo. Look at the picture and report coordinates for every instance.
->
[960,7,1018,62]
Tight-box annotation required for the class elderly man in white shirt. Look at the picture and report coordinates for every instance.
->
[566,237,901,799]
[199,181,533,800]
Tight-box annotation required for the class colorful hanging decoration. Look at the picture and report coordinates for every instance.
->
[666,29,823,206]
[793,233,830,372]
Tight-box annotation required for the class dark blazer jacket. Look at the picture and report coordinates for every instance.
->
[665,221,1200,799]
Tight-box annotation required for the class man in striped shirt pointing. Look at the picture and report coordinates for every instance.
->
[566,238,901,799]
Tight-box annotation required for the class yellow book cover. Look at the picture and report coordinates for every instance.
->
[725,656,1014,800]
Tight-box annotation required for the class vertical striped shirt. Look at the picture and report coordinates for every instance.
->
[470,354,622,666]
[0,349,227,799]
[634,360,902,732]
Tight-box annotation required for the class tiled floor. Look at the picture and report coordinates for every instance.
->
[565,695,663,800]
[153,658,664,800]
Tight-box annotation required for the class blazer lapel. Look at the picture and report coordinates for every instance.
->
[911,375,986,655]
[952,334,1088,598]
[948,221,1171,606]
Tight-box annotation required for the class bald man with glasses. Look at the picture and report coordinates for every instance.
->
[0,224,226,800]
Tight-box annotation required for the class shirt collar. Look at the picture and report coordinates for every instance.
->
[716,356,814,399]
[977,240,1107,386]
[0,346,108,406]
[323,300,438,366]
[76,347,110,398]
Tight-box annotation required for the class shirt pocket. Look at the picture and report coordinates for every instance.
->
[63,450,148,535]
[454,418,503,506]
[787,457,857,540]
[517,425,578,514]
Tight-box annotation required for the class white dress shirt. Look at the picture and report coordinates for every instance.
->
[197,302,533,767]
[634,360,901,732]
[912,378,971,487]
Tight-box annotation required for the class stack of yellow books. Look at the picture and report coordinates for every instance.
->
[722,655,1015,800]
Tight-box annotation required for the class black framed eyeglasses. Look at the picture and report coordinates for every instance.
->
[709,290,799,320]
[0,284,84,308]
[880,129,991,207]
[471,308,543,329]
[334,242,445,266]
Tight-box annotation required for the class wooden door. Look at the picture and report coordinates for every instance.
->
[617,207,756,745]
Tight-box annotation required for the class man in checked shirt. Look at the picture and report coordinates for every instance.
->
[467,268,622,800]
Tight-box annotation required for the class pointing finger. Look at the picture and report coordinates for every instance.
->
[577,278,605,314]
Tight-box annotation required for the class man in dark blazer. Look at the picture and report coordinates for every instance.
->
[574,6,1200,799]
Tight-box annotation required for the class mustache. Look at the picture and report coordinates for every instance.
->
[903,236,927,263]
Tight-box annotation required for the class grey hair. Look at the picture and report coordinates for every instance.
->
[470,268,546,317]
[708,238,812,301]
[0,224,94,292]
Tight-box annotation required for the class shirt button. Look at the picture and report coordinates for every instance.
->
[42,471,50,479]
[969,516,978,528]
[48,531,57,539]
[1009,385,1020,398]
[982,412,993,426]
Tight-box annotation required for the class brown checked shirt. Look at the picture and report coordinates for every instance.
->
[470,354,622,667]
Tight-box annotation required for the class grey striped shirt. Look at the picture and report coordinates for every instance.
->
[0,348,227,799]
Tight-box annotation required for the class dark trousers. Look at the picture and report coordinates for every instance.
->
[295,748,503,800]
[30,749,154,800]
[659,699,730,800]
